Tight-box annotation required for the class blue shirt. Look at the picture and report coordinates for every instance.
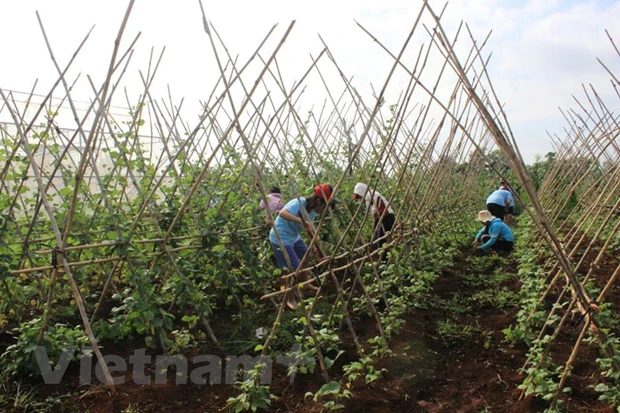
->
[269,198,316,246]
[486,189,514,207]
[476,218,515,250]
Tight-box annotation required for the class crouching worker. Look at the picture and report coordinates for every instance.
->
[269,184,333,309]
[472,210,514,255]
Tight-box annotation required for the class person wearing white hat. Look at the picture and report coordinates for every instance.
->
[472,210,514,254]
[353,183,395,252]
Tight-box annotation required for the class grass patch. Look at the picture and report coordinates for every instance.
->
[436,318,493,348]
[432,293,471,314]
[470,288,519,309]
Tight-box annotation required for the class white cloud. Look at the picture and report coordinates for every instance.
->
[0,0,618,163]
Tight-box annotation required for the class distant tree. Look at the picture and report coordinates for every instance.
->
[467,149,511,175]
[528,151,556,190]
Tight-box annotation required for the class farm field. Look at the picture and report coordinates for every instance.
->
[1,2,619,413]
[19,231,619,413]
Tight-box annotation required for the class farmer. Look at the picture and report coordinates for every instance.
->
[498,179,515,215]
[269,184,334,309]
[485,188,514,221]
[472,210,515,255]
[259,186,285,225]
[259,186,285,267]
[353,183,395,252]
[498,179,512,192]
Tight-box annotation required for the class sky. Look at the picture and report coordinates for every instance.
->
[1,0,619,164]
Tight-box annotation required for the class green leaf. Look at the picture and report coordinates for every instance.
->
[253,399,267,408]
[593,383,609,392]
[316,381,341,397]
[59,187,74,197]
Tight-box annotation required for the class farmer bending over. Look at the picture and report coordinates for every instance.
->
[269,184,334,309]
[353,183,395,253]
[259,186,285,225]
[472,210,514,255]
[485,188,514,221]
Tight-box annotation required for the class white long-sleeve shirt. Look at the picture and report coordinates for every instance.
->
[353,183,394,217]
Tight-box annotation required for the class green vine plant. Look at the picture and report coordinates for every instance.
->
[293,311,344,371]
[518,335,570,409]
[343,355,387,386]
[225,363,277,413]
[586,330,620,407]
[1,318,89,379]
[304,381,352,412]
[503,221,553,347]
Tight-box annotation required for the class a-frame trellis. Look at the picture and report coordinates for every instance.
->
[0,1,617,406]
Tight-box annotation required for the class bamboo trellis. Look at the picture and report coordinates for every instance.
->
[0,0,617,406]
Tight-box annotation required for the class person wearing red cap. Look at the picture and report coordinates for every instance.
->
[269,184,334,309]
[353,183,395,253]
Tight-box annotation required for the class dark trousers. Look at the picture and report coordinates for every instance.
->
[487,203,506,221]
[372,213,396,251]
[481,234,514,253]
[271,238,308,271]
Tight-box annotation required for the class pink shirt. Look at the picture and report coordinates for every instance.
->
[259,193,285,214]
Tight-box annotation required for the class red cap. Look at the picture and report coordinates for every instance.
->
[314,184,333,201]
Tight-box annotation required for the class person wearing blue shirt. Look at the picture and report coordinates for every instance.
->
[472,210,515,255]
[498,180,515,215]
[486,189,514,221]
[269,184,334,309]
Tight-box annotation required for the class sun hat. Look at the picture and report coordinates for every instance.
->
[352,182,368,199]
[477,210,495,223]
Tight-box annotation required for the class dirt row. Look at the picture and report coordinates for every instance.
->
[9,246,619,413]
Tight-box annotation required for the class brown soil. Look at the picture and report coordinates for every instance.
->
[20,247,620,413]
[341,253,615,413]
